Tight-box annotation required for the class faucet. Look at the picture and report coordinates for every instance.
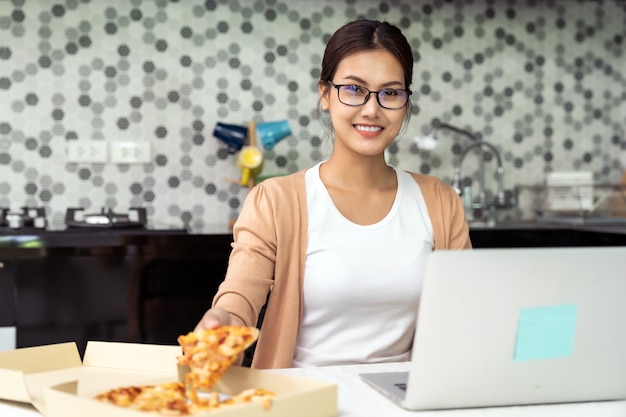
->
[426,122,479,143]
[424,123,506,208]
[451,140,505,207]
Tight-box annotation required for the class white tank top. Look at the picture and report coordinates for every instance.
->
[293,162,434,367]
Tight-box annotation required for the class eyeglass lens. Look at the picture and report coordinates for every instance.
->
[337,85,409,109]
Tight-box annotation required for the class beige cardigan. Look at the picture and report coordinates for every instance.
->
[212,169,472,369]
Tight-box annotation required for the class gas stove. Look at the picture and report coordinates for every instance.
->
[65,207,148,229]
[0,207,47,231]
[0,206,189,241]
[0,206,154,232]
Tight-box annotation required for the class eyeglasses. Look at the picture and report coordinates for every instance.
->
[327,81,412,110]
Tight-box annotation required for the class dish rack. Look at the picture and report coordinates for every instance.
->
[545,171,594,211]
[517,178,626,222]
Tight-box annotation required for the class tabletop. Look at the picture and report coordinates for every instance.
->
[2,361,625,417]
[0,399,39,417]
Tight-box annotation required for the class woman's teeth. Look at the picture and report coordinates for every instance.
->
[355,125,382,132]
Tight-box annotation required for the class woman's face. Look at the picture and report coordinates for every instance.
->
[319,49,409,158]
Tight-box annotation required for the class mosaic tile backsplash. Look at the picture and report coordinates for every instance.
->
[0,0,625,231]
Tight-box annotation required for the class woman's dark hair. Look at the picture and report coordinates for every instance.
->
[319,20,413,89]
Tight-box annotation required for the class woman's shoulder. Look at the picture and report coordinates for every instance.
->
[248,170,307,204]
[256,170,305,190]
[240,170,308,230]
[400,169,461,201]
[401,169,448,189]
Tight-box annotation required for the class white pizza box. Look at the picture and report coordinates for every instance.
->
[0,341,338,417]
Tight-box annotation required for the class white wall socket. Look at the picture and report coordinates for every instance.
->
[110,141,152,164]
[66,141,108,163]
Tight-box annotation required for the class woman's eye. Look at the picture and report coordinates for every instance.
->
[345,85,365,94]
[382,89,400,97]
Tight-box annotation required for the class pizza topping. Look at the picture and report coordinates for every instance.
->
[177,326,260,399]
[95,381,275,415]
[94,382,188,414]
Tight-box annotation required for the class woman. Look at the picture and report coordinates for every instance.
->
[196,20,471,369]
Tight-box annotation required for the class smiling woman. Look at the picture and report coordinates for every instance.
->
[195,19,472,369]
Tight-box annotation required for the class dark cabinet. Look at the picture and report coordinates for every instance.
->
[14,249,134,352]
[469,223,626,248]
[0,259,15,328]
[0,232,233,356]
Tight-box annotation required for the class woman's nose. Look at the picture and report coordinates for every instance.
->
[360,93,380,117]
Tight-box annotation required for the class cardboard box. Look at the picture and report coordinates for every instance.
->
[0,341,337,417]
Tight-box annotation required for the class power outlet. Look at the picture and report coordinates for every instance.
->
[110,141,152,164]
[66,141,108,163]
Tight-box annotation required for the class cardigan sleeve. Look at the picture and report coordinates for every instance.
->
[211,181,279,327]
[213,173,308,369]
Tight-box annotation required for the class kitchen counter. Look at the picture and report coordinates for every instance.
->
[470,218,626,233]
[0,226,190,250]
[0,218,626,242]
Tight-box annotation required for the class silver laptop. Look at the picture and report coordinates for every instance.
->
[361,246,626,410]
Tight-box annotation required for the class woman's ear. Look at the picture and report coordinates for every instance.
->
[318,81,330,111]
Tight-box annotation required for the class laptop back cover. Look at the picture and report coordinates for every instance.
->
[404,246,626,410]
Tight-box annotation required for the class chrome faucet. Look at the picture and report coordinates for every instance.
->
[451,140,505,207]
[424,123,506,209]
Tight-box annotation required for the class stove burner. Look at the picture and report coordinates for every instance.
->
[65,207,148,229]
[0,207,47,230]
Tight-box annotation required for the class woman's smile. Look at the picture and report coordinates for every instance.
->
[354,124,383,136]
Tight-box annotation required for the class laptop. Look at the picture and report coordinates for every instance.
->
[361,246,626,410]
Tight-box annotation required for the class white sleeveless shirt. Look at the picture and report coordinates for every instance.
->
[292,162,434,367]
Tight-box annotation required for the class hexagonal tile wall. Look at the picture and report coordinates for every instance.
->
[0,0,624,230]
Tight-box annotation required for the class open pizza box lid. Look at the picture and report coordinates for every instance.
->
[0,341,338,417]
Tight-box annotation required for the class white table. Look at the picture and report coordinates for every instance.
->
[2,362,625,416]
[272,362,626,417]
[0,400,39,417]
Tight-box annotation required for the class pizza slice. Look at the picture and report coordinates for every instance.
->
[177,326,260,402]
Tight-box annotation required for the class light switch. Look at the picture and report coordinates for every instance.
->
[66,141,108,163]
[110,141,152,164]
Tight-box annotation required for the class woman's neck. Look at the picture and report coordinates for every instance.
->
[320,152,396,191]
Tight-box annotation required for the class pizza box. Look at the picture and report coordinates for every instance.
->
[0,341,338,417]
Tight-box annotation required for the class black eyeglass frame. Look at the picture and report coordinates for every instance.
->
[327,80,412,110]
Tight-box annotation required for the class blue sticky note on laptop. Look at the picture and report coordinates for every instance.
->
[515,304,578,361]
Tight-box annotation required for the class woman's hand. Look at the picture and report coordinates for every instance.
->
[194,306,234,331]
[194,307,249,366]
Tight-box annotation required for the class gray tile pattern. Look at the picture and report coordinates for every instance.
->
[0,0,624,229]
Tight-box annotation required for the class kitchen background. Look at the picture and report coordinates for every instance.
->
[0,0,624,231]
